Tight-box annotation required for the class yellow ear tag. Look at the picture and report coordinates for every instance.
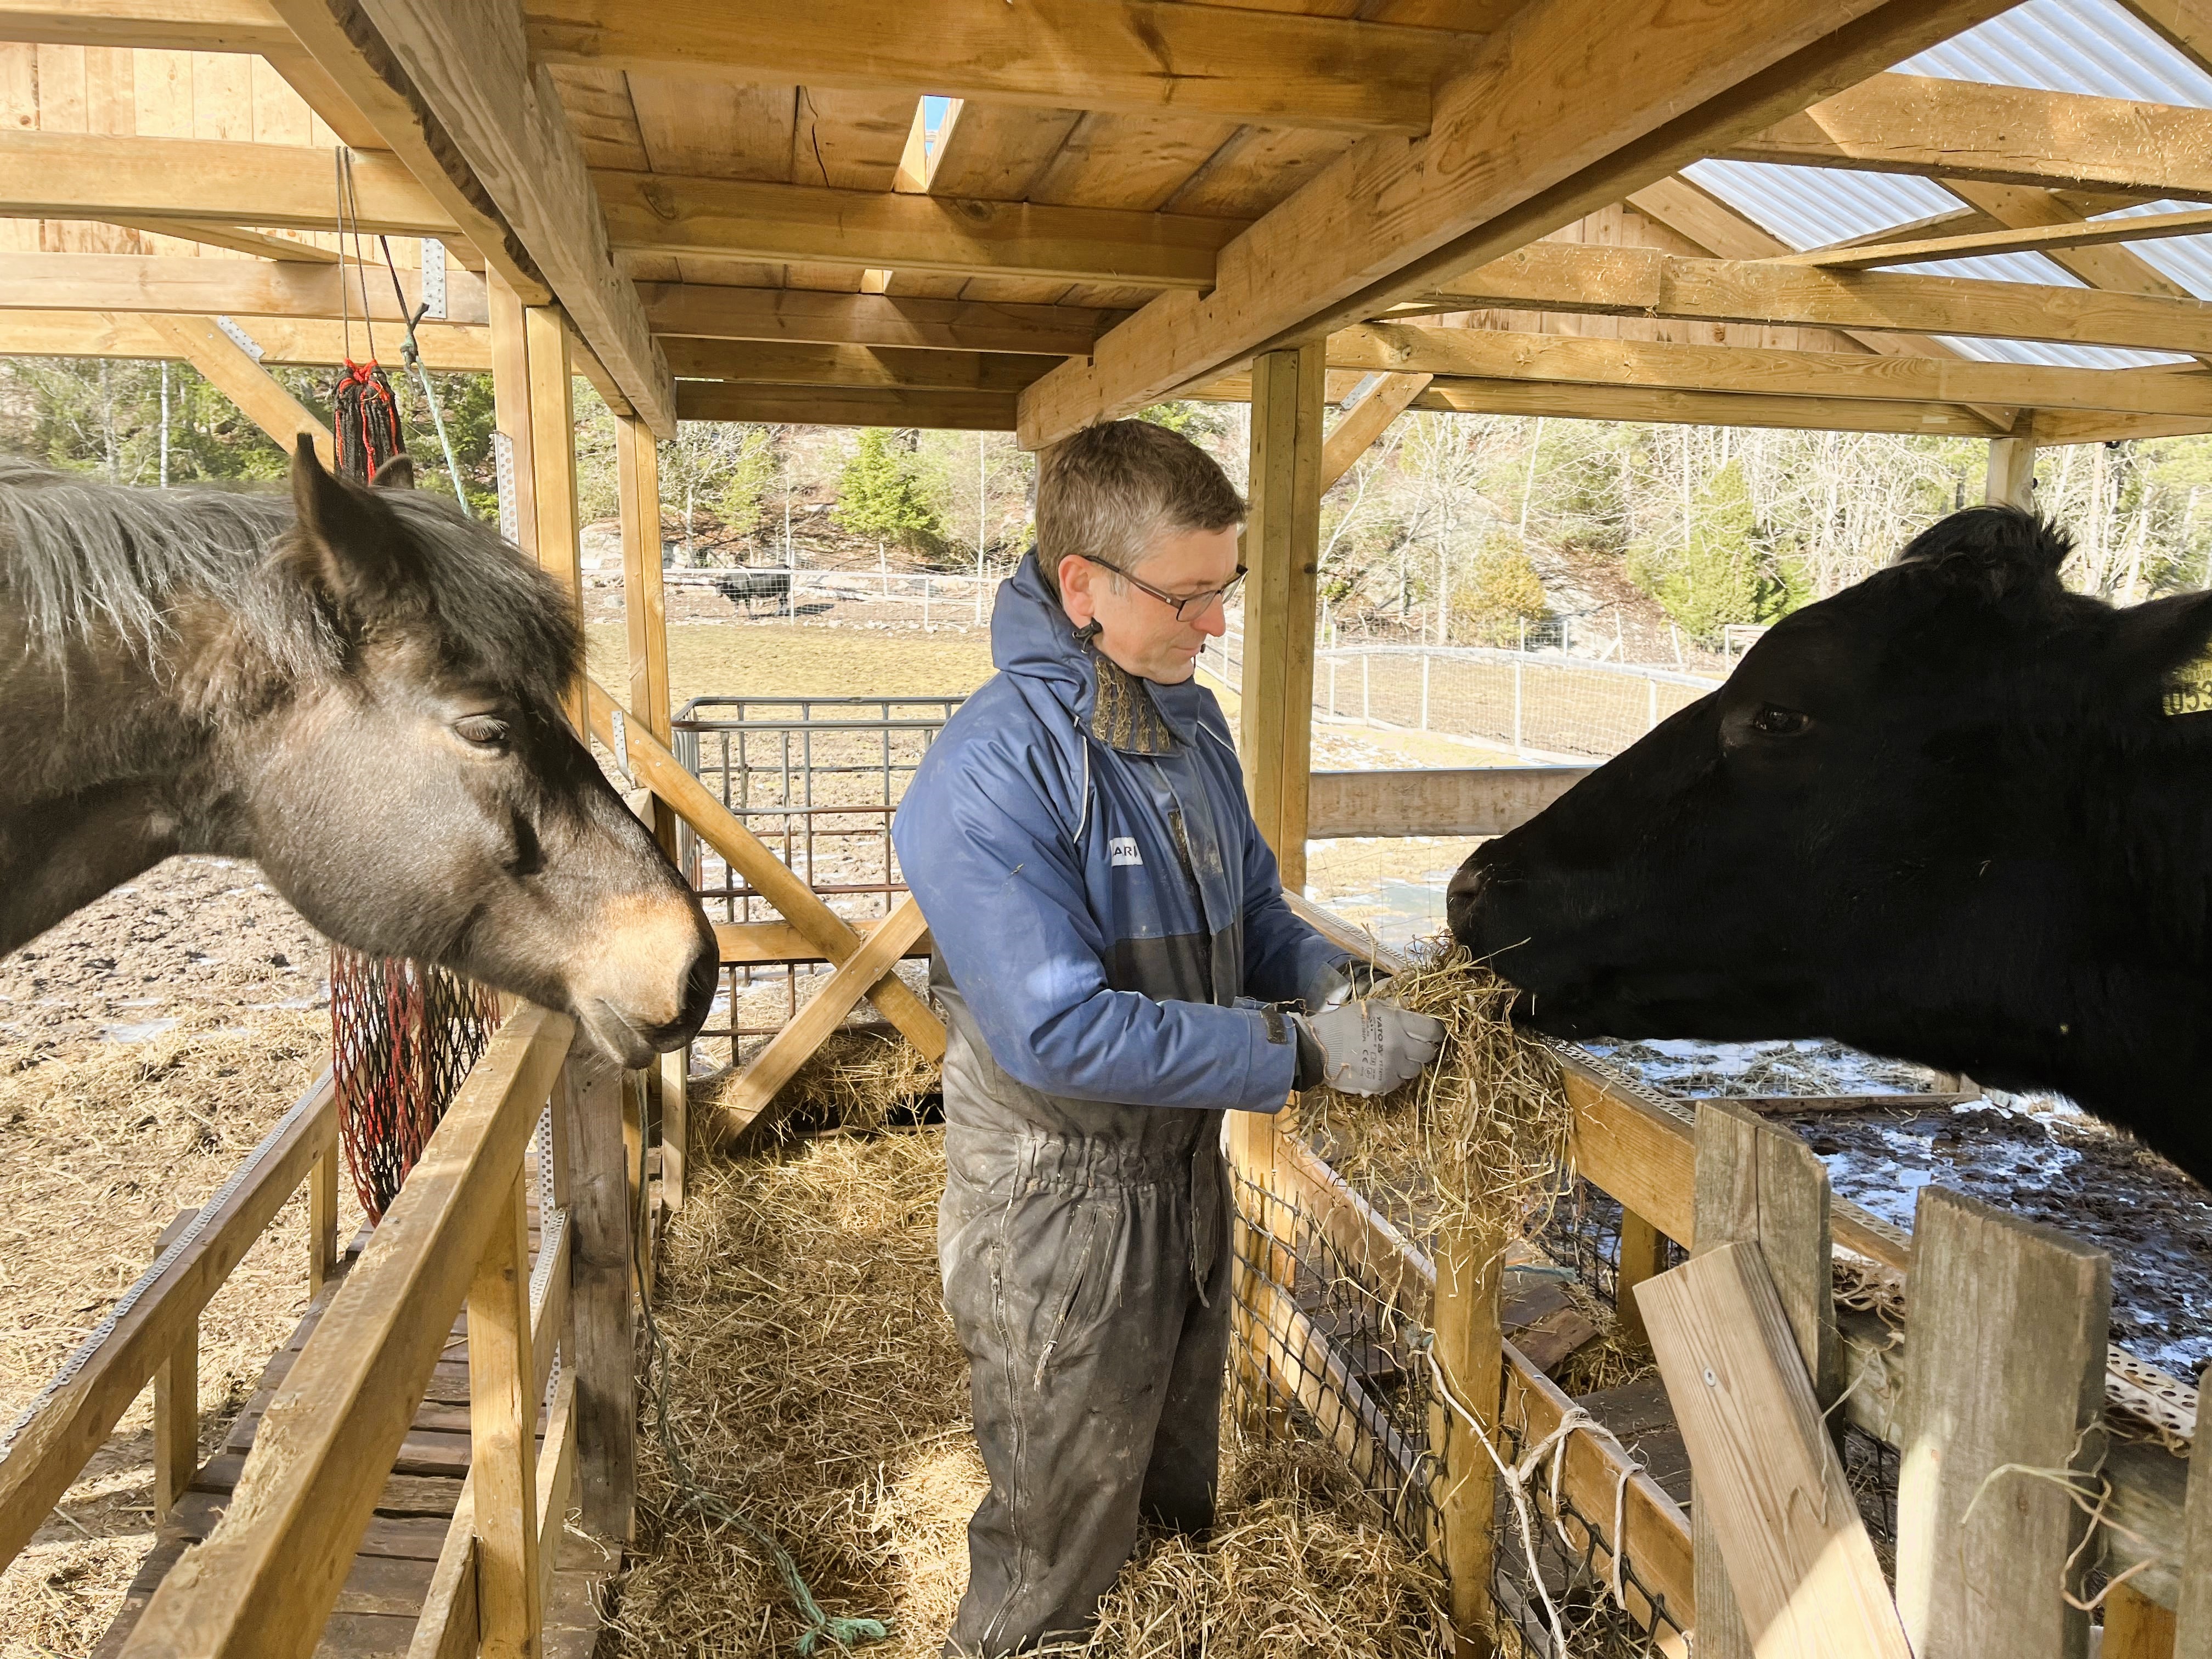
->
[2163,642,2212,716]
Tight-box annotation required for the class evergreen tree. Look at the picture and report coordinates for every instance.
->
[833,427,940,561]
[1656,460,1805,641]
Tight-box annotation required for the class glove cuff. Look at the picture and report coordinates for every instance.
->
[1289,1013,1326,1091]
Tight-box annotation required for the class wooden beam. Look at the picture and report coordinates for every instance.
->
[0,310,487,370]
[1319,372,1432,492]
[1940,178,2203,303]
[1412,374,2011,437]
[1435,240,2212,358]
[0,253,487,325]
[1305,766,1595,839]
[0,130,450,235]
[1014,0,2018,446]
[465,1169,544,1656]
[1987,411,2038,507]
[598,172,1239,290]
[1240,345,1325,893]
[100,221,339,263]
[1333,324,2212,419]
[640,283,1123,357]
[140,313,335,462]
[714,917,934,966]
[662,338,1053,393]
[675,381,1017,431]
[524,0,1468,134]
[1728,71,2212,197]
[0,0,290,52]
[1782,205,2212,269]
[562,1057,635,1543]
[283,0,673,432]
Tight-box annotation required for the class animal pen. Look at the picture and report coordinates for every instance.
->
[13,1,2212,1655]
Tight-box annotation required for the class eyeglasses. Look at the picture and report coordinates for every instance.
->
[1081,554,1246,623]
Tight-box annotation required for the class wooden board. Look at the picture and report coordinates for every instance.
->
[639,281,1123,355]
[1306,765,1593,839]
[1893,1186,2112,1659]
[1638,1242,1911,1659]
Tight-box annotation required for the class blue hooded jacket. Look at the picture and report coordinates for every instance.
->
[892,554,1348,1124]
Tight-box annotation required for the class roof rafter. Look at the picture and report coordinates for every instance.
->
[1015,0,2019,448]
[638,285,1125,357]
[1727,71,2212,198]
[1781,205,2212,269]
[1434,241,2212,356]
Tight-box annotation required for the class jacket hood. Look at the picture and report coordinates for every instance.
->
[991,552,1212,740]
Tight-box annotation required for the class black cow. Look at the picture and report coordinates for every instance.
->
[1448,507,2212,1183]
[713,568,792,617]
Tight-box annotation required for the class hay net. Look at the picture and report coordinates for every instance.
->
[1240,945,1690,1659]
[330,945,501,1220]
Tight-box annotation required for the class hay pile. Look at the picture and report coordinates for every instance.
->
[0,1007,347,1658]
[607,1129,1448,1658]
[1301,947,1573,1255]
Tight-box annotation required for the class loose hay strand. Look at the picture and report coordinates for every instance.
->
[608,1128,1449,1659]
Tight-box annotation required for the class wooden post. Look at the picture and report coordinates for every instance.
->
[2175,1429,2212,1659]
[1687,1101,1837,1659]
[623,1068,653,1305]
[1987,410,2038,509]
[658,1047,689,1217]
[1225,1103,1295,1436]
[526,307,583,602]
[151,1209,199,1521]
[487,272,540,558]
[616,415,678,855]
[308,1143,339,1295]
[564,1053,636,1543]
[467,1166,543,1659]
[1894,1185,2111,1659]
[1615,1208,1669,1350]
[2104,1584,2179,1659]
[1429,1223,1504,1659]
[1240,341,1324,893]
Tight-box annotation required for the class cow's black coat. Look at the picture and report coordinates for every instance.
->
[1448,507,2212,1182]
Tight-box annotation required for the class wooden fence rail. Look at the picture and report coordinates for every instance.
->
[119,1006,576,1659]
[0,1069,340,1576]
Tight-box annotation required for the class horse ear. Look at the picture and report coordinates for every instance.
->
[371,453,416,490]
[1894,506,2072,601]
[290,436,428,622]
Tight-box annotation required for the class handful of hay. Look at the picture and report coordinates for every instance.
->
[1301,946,1573,1254]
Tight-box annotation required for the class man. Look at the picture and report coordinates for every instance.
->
[892,419,1444,1655]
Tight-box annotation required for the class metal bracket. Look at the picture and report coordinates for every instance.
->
[421,239,447,321]
[492,429,519,544]
[215,315,265,362]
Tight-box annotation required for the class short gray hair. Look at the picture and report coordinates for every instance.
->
[1035,420,1244,599]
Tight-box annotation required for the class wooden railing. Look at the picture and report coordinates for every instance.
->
[114,1005,599,1659]
[0,1070,341,1576]
[1277,895,2202,1645]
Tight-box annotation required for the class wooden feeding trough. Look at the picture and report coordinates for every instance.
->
[8,0,2212,1654]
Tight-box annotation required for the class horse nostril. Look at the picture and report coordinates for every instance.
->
[682,938,718,1026]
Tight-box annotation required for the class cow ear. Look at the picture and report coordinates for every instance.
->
[371,453,416,490]
[290,436,430,625]
[1894,506,2072,601]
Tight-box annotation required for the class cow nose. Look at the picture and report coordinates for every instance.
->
[1445,854,1489,945]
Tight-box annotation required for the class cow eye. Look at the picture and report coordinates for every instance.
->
[454,715,510,748]
[1751,704,1810,737]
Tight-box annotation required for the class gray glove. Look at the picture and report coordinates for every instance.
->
[1292,998,1445,1096]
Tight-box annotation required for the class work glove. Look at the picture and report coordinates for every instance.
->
[1291,998,1445,1096]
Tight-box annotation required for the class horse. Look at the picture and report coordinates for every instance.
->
[1447,506,2212,1184]
[2,439,716,1069]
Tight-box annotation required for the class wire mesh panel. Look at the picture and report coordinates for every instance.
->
[1226,1153,1689,1658]
[670,695,963,1060]
[330,946,503,1220]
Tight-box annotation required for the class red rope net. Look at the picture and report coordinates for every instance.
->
[330,946,503,1221]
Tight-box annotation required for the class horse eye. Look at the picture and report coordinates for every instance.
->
[454,715,510,748]
[1751,704,1810,737]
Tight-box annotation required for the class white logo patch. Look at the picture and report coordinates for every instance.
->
[1109,836,1143,867]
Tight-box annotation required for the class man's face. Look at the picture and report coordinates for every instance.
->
[1057,524,1240,685]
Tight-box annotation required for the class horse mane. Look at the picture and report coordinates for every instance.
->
[0,455,579,711]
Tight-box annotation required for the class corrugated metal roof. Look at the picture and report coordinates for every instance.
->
[1678,0,2212,373]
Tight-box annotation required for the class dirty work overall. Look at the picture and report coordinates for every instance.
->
[891,557,1347,1654]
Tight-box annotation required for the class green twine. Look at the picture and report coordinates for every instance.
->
[630,1131,891,1655]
